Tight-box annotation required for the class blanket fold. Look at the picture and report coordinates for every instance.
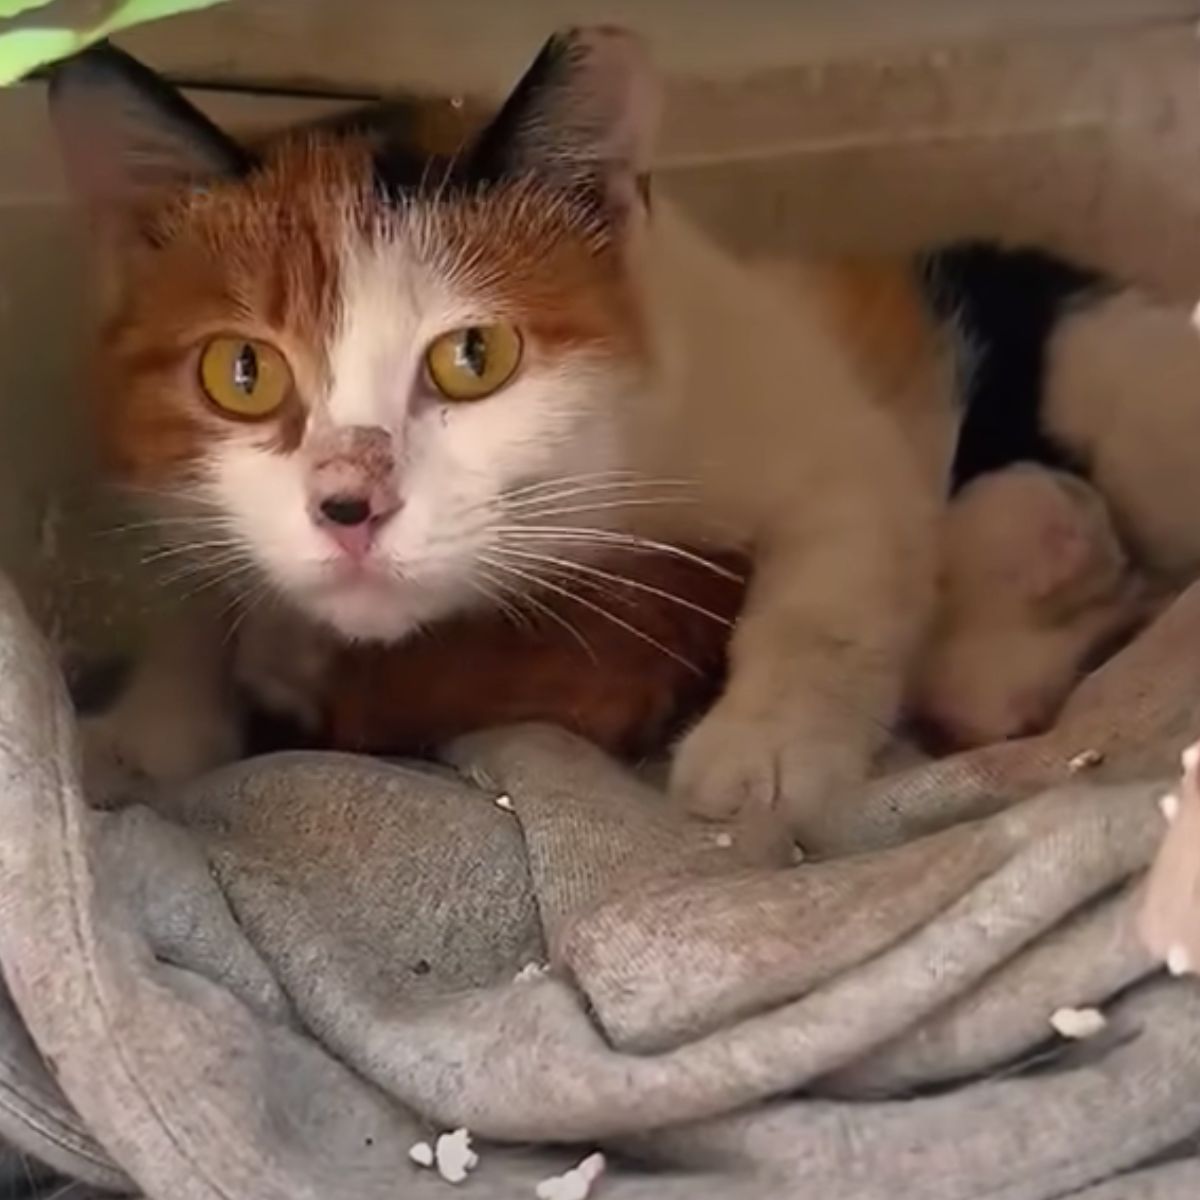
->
[0,571,1198,1199]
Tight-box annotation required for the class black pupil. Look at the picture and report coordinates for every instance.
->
[232,344,259,393]
[456,328,488,378]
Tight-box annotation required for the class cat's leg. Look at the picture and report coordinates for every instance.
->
[78,599,242,807]
[670,488,936,839]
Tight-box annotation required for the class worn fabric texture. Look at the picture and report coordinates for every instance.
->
[0,571,1198,1200]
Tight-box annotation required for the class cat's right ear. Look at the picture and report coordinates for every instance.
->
[47,41,249,213]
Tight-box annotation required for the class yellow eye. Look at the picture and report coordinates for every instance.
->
[425,323,523,402]
[198,337,291,420]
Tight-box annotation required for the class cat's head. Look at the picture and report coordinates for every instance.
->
[49,29,659,641]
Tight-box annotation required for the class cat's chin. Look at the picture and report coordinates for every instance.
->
[294,577,428,645]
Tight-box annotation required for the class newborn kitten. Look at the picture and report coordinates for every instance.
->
[50,29,1200,831]
[911,465,1155,749]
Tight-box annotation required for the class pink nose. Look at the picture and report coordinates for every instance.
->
[313,493,393,560]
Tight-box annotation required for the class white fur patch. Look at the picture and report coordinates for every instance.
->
[207,213,631,644]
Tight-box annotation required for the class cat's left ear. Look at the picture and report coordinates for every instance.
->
[468,26,660,226]
[47,41,249,213]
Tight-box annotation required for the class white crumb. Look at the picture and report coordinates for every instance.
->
[1183,744,1200,774]
[714,832,734,849]
[435,1129,479,1184]
[409,1141,435,1168]
[791,844,806,865]
[1167,943,1193,977]
[1160,791,1181,823]
[1050,1006,1107,1040]
[535,1153,606,1200]
[1067,748,1103,773]
[494,793,514,811]
[450,95,465,109]
[514,961,549,983]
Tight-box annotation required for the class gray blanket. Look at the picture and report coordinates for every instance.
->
[0,569,1198,1200]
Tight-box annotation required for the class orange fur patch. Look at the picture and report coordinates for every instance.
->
[94,134,371,483]
[813,256,948,409]
[431,181,645,360]
[92,125,643,486]
[317,548,748,757]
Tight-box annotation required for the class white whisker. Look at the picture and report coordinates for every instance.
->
[477,559,598,662]
[140,538,246,565]
[480,553,700,675]
[494,526,744,582]
[466,565,531,632]
[223,577,278,645]
[172,559,261,602]
[503,475,693,505]
[500,469,654,503]
[100,514,234,537]
[503,497,695,522]
[494,544,734,627]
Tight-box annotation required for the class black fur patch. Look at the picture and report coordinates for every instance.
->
[918,241,1112,493]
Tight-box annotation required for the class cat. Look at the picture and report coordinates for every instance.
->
[49,28,1200,834]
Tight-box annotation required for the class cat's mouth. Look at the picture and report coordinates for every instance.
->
[325,552,390,584]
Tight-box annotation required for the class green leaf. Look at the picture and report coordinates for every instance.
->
[0,26,77,83]
[0,0,229,85]
[0,1,59,20]
[96,0,230,40]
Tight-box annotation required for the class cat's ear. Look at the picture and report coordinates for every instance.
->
[468,26,660,224]
[47,41,249,211]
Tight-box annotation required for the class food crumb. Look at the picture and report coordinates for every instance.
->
[435,1128,479,1184]
[1160,792,1180,823]
[535,1152,606,1200]
[714,832,734,849]
[1050,1006,1107,1040]
[1067,748,1103,773]
[409,1141,434,1168]
[1167,943,1193,977]
[494,793,514,812]
[515,962,549,983]
[791,844,806,865]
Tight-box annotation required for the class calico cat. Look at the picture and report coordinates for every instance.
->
[49,28,1200,834]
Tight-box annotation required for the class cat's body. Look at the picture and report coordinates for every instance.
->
[50,29,1200,833]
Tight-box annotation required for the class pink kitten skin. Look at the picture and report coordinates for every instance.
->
[910,467,1156,750]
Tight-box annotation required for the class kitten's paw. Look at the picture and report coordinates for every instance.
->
[78,696,241,809]
[670,702,864,838]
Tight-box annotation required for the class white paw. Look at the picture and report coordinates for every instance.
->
[670,701,865,837]
[232,605,336,729]
[78,694,241,809]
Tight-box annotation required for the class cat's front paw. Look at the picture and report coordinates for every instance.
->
[669,701,864,839]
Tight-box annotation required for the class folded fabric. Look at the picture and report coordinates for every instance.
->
[0,570,1197,1199]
